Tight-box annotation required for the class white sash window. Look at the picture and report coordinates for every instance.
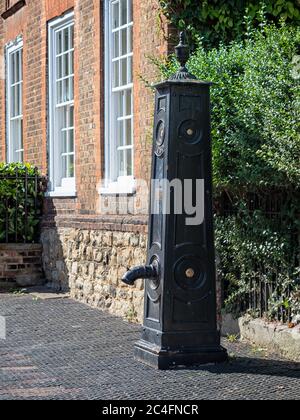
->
[103,0,134,194]
[48,12,75,196]
[6,38,23,163]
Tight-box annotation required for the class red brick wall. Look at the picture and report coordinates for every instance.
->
[74,0,103,215]
[0,1,4,162]
[0,243,43,286]
[23,0,47,172]
[133,0,171,184]
[0,0,173,221]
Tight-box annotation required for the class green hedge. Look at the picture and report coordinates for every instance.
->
[160,0,300,48]
[0,163,45,243]
[160,23,300,190]
[158,22,300,320]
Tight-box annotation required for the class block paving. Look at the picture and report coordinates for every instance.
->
[0,294,299,400]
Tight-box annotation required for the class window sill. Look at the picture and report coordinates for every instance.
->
[46,191,77,198]
[99,177,136,196]
[1,0,26,20]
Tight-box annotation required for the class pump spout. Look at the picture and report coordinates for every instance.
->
[122,260,159,286]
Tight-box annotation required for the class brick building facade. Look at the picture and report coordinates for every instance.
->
[0,0,173,321]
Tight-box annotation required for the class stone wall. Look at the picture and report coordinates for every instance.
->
[41,226,147,323]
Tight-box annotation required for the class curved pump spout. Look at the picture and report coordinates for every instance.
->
[122,259,160,286]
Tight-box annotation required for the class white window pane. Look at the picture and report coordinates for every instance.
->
[18,50,22,82]
[128,0,133,22]
[18,50,22,81]
[113,32,119,59]
[113,61,120,88]
[56,31,62,55]
[13,54,17,84]
[117,120,123,147]
[127,148,133,176]
[14,86,19,117]
[112,1,120,29]
[10,120,16,147]
[62,155,68,179]
[16,51,20,82]
[125,90,132,115]
[70,51,74,74]
[118,150,126,176]
[121,0,127,26]
[125,119,132,146]
[69,129,74,153]
[20,83,23,115]
[70,76,74,101]
[63,28,69,52]
[19,119,23,151]
[10,86,15,117]
[68,155,75,178]
[128,26,133,54]
[69,25,74,49]
[56,81,62,104]
[127,55,132,84]
[69,105,74,128]
[10,55,15,84]
[118,91,124,117]
[62,130,67,154]
[121,28,127,56]
[62,54,69,77]
[62,107,67,127]
[64,78,69,101]
[57,56,62,79]
[16,84,20,116]
[121,58,127,86]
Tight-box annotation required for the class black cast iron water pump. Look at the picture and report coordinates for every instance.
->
[121,32,228,370]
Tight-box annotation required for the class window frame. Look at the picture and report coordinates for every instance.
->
[48,11,76,197]
[102,0,135,195]
[6,37,24,164]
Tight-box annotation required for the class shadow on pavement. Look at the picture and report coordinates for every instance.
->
[173,356,300,379]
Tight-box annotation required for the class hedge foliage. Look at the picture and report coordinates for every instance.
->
[157,21,300,320]
[160,23,300,191]
[160,0,300,48]
[0,163,44,243]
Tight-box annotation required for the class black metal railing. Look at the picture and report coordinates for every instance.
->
[235,272,299,324]
[0,167,46,244]
[215,190,300,323]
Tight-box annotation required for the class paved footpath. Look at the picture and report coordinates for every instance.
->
[0,293,299,400]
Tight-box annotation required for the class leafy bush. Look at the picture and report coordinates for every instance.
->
[0,163,45,243]
[159,23,300,191]
[157,22,300,320]
[160,0,300,48]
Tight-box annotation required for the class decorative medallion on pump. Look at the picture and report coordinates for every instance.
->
[174,256,206,291]
[178,119,202,145]
[155,120,166,157]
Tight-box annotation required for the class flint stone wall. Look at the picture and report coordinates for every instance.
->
[41,227,147,323]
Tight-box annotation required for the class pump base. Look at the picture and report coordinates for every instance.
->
[134,340,228,370]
